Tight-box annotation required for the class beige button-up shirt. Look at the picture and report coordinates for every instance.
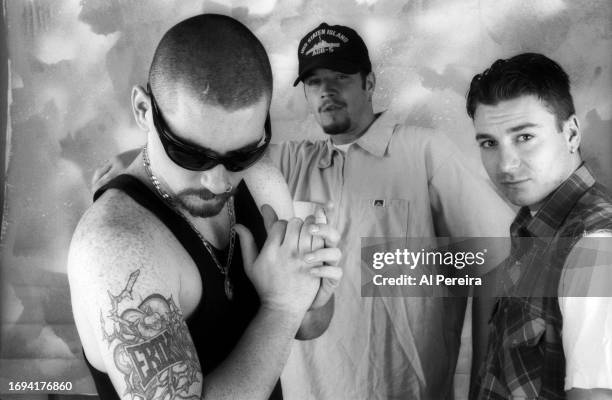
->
[269,111,514,400]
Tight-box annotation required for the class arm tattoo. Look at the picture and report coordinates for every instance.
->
[100,269,201,400]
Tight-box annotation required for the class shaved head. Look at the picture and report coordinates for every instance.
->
[149,14,272,113]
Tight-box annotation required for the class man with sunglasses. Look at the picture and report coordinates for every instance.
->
[68,14,342,400]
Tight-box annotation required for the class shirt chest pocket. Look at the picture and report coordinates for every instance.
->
[495,300,547,349]
[501,303,549,399]
[504,315,546,348]
[358,198,409,238]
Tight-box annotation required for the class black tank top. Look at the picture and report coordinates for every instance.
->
[85,174,282,399]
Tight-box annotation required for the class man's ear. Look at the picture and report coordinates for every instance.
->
[365,71,376,101]
[131,85,151,132]
[564,115,581,153]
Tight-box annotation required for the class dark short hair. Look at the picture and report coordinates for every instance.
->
[466,53,575,130]
[149,14,272,113]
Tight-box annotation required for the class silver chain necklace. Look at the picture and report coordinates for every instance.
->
[142,144,235,300]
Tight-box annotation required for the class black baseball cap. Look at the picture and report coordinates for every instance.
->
[293,22,372,86]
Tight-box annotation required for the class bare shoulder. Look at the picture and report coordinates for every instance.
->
[71,189,153,254]
[68,187,187,292]
[71,193,146,278]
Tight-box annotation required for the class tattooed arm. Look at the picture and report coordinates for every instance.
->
[68,198,206,400]
[68,195,341,400]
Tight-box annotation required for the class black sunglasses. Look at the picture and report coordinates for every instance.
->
[147,84,271,172]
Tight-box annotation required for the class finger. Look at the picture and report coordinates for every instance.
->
[303,247,342,266]
[283,217,304,248]
[298,215,316,254]
[91,173,112,194]
[308,266,343,282]
[260,204,279,233]
[233,224,258,269]
[91,162,112,189]
[266,219,288,247]
[93,162,112,180]
[309,224,341,247]
[310,230,325,252]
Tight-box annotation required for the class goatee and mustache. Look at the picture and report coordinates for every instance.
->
[176,186,236,218]
[319,100,351,134]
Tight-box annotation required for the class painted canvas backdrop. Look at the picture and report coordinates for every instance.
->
[1,0,610,396]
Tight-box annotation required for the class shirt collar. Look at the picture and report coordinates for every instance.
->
[317,111,396,168]
[317,140,336,168]
[510,163,595,241]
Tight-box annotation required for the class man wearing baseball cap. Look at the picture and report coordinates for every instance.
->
[93,21,515,398]
[271,23,514,399]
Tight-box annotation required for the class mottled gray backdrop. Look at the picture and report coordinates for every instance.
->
[1,0,611,396]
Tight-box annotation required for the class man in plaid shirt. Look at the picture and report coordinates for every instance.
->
[467,53,612,399]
